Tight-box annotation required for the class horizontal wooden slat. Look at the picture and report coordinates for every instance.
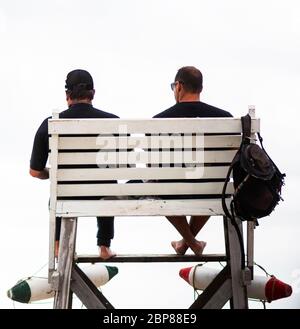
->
[203,135,241,148]
[75,254,228,263]
[49,118,260,134]
[57,182,234,197]
[57,166,230,181]
[55,199,231,216]
[57,150,236,165]
[55,135,241,150]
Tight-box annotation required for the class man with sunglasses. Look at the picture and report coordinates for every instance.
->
[29,69,117,260]
[153,66,232,256]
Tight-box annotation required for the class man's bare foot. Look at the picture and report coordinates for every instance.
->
[55,241,59,258]
[189,240,207,256]
[171,239,188,255]
[98,246,116,260]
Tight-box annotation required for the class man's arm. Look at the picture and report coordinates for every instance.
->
[30,117,50,180]
[29,167,49,180]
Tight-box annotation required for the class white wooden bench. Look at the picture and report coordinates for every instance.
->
[48,108,259,309]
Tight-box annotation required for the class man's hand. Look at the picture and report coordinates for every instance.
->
[29,168,49,180]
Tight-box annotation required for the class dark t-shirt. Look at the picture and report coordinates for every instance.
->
[153,101,232,118]
[30,103,119,171]
[152,101,233,198]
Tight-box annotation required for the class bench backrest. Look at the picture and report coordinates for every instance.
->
[48,117,259,210]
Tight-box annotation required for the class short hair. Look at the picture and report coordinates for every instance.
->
[66,85,94,101]
[174,66,203,93]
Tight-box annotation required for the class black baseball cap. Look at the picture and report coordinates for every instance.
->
[65,69,94,90]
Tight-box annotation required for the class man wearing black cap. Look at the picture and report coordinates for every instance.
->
[29,69,117,259]
[153,66,232,256]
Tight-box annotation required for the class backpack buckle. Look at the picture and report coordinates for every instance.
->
[245,136,257,142]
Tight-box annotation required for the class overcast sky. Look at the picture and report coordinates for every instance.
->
[0,0,299,309]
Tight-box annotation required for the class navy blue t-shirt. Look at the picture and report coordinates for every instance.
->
[30,103,119,171]
[153,101,232,118]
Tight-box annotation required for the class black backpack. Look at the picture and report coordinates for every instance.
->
[222,114,285,222]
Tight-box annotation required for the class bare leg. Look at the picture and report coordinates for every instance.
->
[166,216,206,256]
[171,215,210,254]
[55,240,59,259]
[190,215,210,236]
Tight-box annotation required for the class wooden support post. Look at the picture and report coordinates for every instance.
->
[247,221,255,278]
[53,217,77,309]
[190,266,232,309]
[71,264,114,309]
[223,216,248,309]
[48,113,59,282]
[247,106,256,280]
[48,212,56,282]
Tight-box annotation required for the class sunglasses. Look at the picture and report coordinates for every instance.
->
[170,80,184,91]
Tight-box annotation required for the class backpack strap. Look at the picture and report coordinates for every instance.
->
[241,114,251,143]
[221,153,246,270]
[221,157,236,220]
[221,114,248,218]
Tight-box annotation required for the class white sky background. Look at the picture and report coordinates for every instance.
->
[0,0,299,309]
